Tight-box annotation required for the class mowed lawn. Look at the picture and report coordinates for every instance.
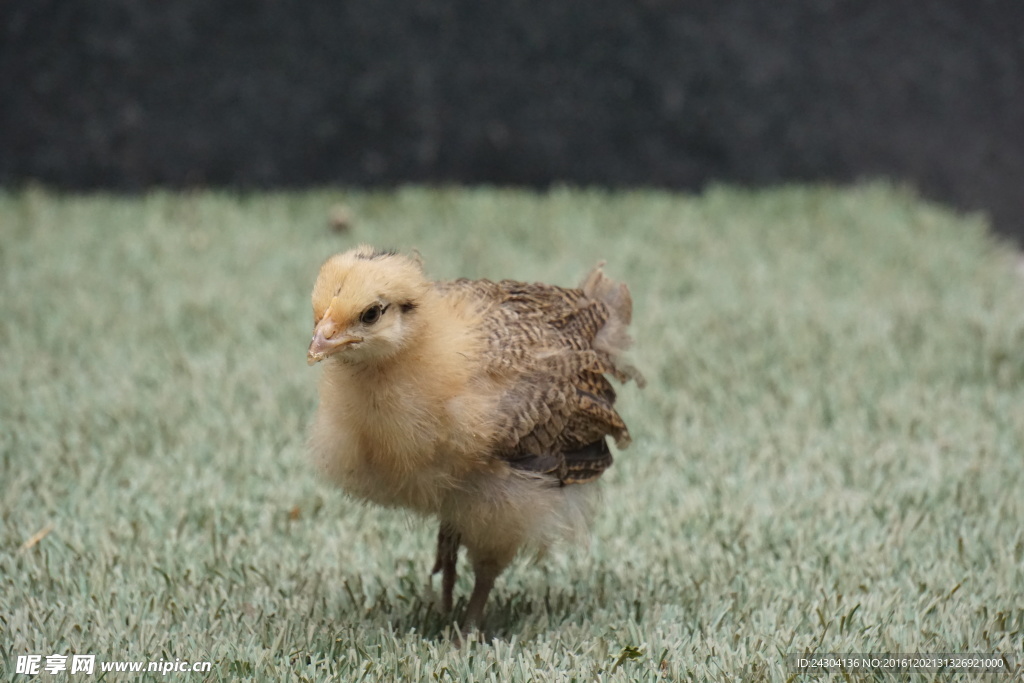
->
[1,184,1022,681]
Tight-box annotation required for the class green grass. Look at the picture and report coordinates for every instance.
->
[1,183,1022,681]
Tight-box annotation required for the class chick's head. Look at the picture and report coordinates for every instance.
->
[308,246,428,365]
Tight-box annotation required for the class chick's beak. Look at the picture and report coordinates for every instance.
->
[307,319,362,365]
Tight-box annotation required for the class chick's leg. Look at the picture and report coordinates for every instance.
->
[431,523,460,613]
[462,557,504,631]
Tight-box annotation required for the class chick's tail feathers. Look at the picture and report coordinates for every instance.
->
[581,263,646,389]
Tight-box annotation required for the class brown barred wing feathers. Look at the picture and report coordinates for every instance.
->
[440,265,642,486]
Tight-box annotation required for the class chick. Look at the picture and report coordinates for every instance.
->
[307,245,644,631]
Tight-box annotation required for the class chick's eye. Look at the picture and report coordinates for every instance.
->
[360,304,384,325]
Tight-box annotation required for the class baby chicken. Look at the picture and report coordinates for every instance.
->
[307,245,644,631]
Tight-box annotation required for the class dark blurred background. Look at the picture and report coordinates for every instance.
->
[2,0,1022,242]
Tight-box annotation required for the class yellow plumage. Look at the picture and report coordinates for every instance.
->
[307,245,643,631]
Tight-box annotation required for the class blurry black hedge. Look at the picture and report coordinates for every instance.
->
[2,1,1022,240]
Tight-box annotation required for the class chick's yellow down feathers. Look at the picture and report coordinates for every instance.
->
[307,245,644,631]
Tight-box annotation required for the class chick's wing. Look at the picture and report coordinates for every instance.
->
[437,277,632,485]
